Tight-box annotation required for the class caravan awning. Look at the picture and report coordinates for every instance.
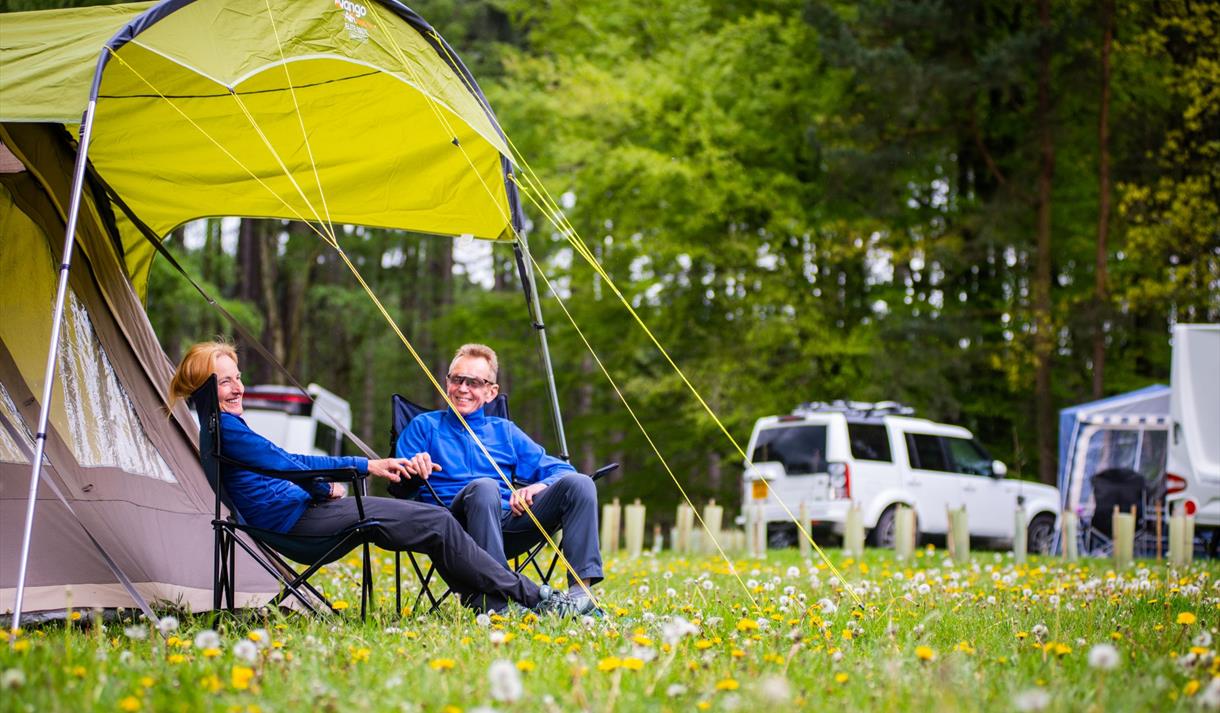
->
[0,0,518,243]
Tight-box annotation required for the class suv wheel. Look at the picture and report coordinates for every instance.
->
[1027,514,1055,555]
[870,507,917,548]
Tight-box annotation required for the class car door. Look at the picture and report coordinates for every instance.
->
[903,432,967,534]
[942,436,1013,538]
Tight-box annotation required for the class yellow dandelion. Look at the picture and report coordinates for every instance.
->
[201,674,222,693]
[716,678,740,691]
[1176,612,1197,626]
[632,634,653,646]
[230,666,254,691]
[736,619,759,632]
[247,631,262,643]
[429,658,455,671]
[443,706,462,713]
[119,696,141,712]
[516,660,536,673]
[203,647,221,658]
[597,656,622,672]
[168,654,185,665]
[70,666,87,678]
[1052,642,1072,656]
[915,646,936,661]
[956,641,976,655]
[1184,680,1200,696]
[12,640,30,653]
[140,677,154,688]
[1015,631,1029,640]
[835,672,850,684]
[622,657,645,671]
[695,639,714,650]
[731,649,745,658]
[350,647,370,663]
[332,600,350,611]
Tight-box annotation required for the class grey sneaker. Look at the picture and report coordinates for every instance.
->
[533,585,596,618]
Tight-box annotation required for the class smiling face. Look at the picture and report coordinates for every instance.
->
[446,355,499,416]
[214,354,245,416]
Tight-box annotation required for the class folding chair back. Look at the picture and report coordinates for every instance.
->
[191,375,380,619]
[1091,468,1146,538]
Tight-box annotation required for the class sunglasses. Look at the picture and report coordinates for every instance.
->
[446,373,494,390]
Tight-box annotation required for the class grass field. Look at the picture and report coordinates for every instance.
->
[3,546,1218,712]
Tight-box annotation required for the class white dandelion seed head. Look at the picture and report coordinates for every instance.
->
[123,625,147,641]
[1,669,25,689]
[488,659,523,703]
[702,580,715,591]
[1193,631,1213,648]
[1087,643,1120,670]
[158,616,179,635]
[832,650,844,663]
[580,616,596,628]
[917,584,932,596]
[475,614,492,628]
[819,598,838,615]
[638,585,650,595]
[118,650,134,665]
[661,616,699,645]
[233,639,259,664]
[1031,624,1049,641]
[489,630,507,645]
[666,683,688,697]
[756,678,795,703]
[1199,677,1220,711]
[194,629,221,650]
[1014,688,1051,712]
[786,566,801,578]
[666,588,677,598]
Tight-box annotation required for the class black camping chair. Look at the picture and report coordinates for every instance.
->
[191,375,381,620]
[1082,467,1149,556]
[387,393,617,614]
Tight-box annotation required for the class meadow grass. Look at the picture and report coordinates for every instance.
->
[2,546,1217,712]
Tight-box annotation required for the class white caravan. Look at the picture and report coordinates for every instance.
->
[241,384,353,457]
[1165,324,1220,553]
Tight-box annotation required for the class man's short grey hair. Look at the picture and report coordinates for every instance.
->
[450,343,499,382]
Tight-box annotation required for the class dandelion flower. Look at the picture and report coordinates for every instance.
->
[666,683,688,697]
[716,678,740,691]
[818,598,838,615]
[915,646,936,662]
[475,614,491,628]
[488,659,523,703]
[1087,643,1120,671]
[230,665,254,691]
[119,695,141,711]
[1177,612,1197,626]
[1198,677,1220,711]
[1,669,25,689]
[429,658,456,671]
[1013,688,1051,712]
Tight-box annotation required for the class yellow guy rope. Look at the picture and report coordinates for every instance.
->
[426,32,864,609]
[104,39,591,606]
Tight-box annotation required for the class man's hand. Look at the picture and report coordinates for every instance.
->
[367,457,412,482]
[328,482,347,499]
[404,452,442,480]
[510,482,548,516]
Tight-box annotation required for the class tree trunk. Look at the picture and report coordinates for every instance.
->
[1033,0,1057,486]
[258,222,286,382]
[1092,0,1114,399]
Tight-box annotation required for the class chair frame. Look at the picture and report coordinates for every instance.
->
[192,375,381,620]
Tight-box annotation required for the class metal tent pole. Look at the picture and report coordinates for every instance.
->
[11,101,98,633]
[513,235,569,459]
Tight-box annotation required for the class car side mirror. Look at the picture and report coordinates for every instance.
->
[991,460,1008,478]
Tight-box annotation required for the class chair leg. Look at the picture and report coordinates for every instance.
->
[360,542,373,622]
[395,551,402,617]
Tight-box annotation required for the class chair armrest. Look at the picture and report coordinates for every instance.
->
[217,454,364,484]
[593,463,619,481]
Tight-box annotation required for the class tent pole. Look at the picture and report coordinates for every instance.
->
[11,100,98,634]
[513,235,569,459]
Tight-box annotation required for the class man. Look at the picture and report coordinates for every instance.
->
[394,343,603,605]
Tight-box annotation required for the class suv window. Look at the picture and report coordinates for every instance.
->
[848,423,892,462]
[906,433,949,472]
[752,425,828,475]
[942,436,992,476]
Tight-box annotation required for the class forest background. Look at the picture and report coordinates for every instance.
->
[10,0,1219,517]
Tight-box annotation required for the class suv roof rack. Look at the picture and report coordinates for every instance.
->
[792,400,915,417]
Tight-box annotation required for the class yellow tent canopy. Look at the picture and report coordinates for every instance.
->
[0,0,520,251]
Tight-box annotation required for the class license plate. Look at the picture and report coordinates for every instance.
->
[751,481,769,500]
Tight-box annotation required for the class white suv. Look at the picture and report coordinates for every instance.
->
[741,401,1061,552]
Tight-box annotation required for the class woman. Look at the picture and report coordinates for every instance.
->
[169,340,590,617]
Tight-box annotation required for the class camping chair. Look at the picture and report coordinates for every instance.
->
[1080,467,1150,556]
[191,375,381,620]
[387,393,617,614]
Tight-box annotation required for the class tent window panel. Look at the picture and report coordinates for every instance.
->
[0,382,33,464]
[1137,430,1169,495]
[58,292,176,483]
[1084,429,1140,477]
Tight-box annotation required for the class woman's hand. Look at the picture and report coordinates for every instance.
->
[328,482,347,499]
[367,457,412,482]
